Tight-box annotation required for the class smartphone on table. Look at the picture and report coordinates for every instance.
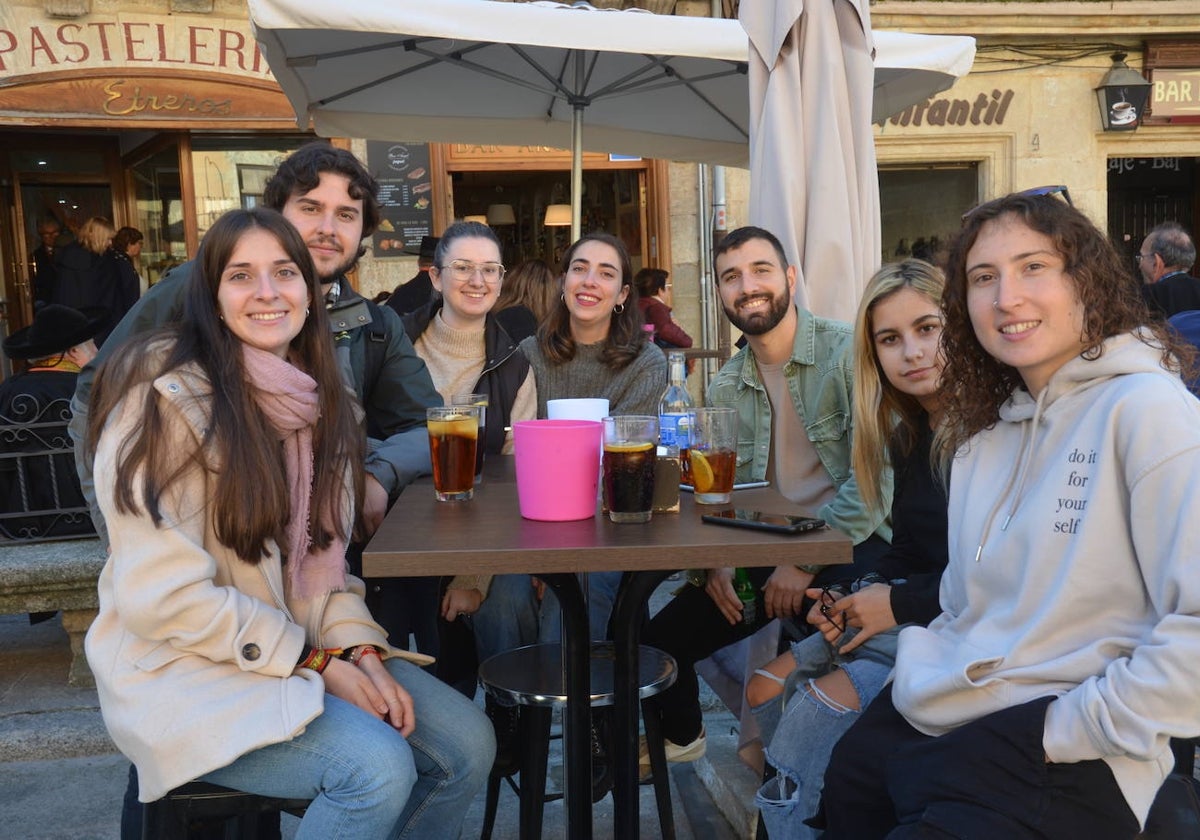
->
[700,508,826,535]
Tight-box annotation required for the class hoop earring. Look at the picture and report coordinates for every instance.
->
[613,303,625,315]
[561,292,566,302]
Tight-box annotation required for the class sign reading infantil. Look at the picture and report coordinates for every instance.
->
[0,7,293,126]
[878,89,1015,129]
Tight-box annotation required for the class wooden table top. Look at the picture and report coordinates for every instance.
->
[363,457,852,578]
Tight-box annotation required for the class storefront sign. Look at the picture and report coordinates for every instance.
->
[367,141,435,257]
[1149,69,1200,118]
[446,144,619,168]
[0,9,271,77]
[0,9,293,126]
[881,89,1015,129]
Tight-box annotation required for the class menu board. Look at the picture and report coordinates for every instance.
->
[367,141,434,258]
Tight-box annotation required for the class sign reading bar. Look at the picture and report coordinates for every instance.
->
[1150,69,1200,118]
[367,141,435,258]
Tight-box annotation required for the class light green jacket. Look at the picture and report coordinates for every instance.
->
[706,305,892,545]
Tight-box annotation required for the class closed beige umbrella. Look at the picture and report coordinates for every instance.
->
[742,0,879,322]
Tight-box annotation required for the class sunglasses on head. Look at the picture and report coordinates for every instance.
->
[961,185,1073,223]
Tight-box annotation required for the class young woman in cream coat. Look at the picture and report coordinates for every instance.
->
[85,208,492,839]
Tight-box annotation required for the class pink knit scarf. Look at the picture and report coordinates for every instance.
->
[242,345,346,599]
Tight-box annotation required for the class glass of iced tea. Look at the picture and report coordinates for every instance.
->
[602,415,658,523]
[451,392,488,480]
[427,405,482,501]
[689,407,737,504]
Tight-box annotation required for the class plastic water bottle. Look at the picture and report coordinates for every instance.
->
[658,350,693,465]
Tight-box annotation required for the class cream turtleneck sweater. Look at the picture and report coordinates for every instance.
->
[412,311,537,598]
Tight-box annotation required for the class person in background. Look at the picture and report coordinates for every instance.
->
[0,304,101,541]
[493,258,558,342]
[84,208,492,839]
[30,217,61,308]
[749,260,950,838]
[1169,309,1200,396]
[53,216,112,314]
[399,221,537,694]
[386,235,440,316]
[1137,221,1200,318]
[112,227,147,295]
[635,266,693,350]
[96,227,141,345]
[640,225,891,782]
[819,191,1200,839]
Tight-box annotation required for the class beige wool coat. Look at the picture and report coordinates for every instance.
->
[84,361,431,802]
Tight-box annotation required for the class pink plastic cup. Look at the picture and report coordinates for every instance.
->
[513,419,603,521]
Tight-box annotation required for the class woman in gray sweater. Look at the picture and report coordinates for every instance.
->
[519,232,666,417]
[482,234,666,792]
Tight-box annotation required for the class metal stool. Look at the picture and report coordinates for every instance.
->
[477,641,677,840]
[141,781,309,839]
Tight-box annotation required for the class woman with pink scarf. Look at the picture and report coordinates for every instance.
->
[83,208,492,839]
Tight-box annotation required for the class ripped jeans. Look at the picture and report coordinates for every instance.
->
[752,625,905,840]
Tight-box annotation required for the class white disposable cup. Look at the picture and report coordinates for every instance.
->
[546,398,610,423]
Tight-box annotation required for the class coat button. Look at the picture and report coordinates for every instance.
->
[166,383,180,393]
[241,643,261,661]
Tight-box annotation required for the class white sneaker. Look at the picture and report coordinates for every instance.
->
[638,727,706,781]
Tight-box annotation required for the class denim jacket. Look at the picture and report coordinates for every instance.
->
[706,305,891,545]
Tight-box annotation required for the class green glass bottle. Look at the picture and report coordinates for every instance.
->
[733,567,756,625]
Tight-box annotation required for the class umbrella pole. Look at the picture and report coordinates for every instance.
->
[571,51,584,242]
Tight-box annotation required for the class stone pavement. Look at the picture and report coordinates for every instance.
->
[1,582,762,839]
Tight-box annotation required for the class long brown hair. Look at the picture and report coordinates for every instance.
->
[851,260,945,515]
[496,259,558,323]
[87,208,364,563]
[537,232,645,369]
[935,192,1194,467]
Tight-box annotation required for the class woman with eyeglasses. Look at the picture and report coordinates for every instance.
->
[398,220,538,698]
[818,192,1200,838]
[746,260,951,839]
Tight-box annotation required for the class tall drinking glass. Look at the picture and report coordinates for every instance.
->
[427,405,481,501]
[602,415,658,523]
[689,407,737,504]
[451,392,488,480]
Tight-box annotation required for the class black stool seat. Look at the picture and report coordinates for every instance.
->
[477,641,678,840]
[479,641,676,707]
[142,780,310,839]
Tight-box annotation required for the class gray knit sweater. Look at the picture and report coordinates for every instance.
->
[519,336,667,417]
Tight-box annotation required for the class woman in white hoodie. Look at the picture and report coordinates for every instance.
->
[819,191,1200,838]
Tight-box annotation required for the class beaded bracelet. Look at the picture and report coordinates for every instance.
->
[348,645,383,665]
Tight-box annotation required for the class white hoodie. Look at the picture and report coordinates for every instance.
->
[893,332,1200,826]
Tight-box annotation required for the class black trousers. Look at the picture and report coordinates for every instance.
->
[818,684,1141,840]
[642,535,889,746]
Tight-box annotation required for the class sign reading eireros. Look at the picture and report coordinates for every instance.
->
[0,8,293,126]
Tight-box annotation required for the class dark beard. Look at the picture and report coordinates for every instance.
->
[318,248,361,285]
[723,291,790,336]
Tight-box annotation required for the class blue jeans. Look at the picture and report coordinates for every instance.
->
[200,657,494,840]
[471,571,622,659]
[753,626,901,840]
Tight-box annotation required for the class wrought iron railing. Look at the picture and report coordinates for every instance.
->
[0,394,96,543]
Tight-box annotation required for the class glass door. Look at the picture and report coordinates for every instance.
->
[1,136,118,338]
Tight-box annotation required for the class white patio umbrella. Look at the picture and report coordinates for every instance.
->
[249,0,974,245]
[741,0,974,321]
